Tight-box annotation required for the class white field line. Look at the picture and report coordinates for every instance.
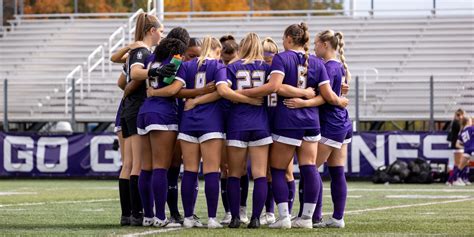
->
[0,198,119,208]
[321,197,474,216]
[385,195,471,199]
[120,227,183,237]
[0,192,37,196]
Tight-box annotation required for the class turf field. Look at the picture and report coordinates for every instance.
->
[0,180,473,236]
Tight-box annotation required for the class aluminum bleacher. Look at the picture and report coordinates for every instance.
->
[0,9,473,124]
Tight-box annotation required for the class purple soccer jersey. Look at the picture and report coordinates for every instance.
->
[224,59,270,132]
[137,56,178,116]
[459,126,474,155]
[269,50,329,130]
[176,58,227,132]
[319,59,351,130]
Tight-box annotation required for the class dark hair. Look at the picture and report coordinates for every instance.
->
[222,40,239,54]
[135,13,161,41]
[166,27,190,46]
[153,27,189,62]
[284,22,310,75]
[189,37,202,47]
[219,35,235,44]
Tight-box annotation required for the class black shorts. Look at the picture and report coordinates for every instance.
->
[120,116,138,138]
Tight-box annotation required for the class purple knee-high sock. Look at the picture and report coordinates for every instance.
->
[459,167,467,181]
[240,174,249,207]
[299,165,319,219]
[227,176,241,219]
[167,166,180,216]
[271,168,289,204]
[251,177,268,219]
[192,176,199,211]
[220,178,230,213]
[152,168,168,220]
[329,166,347,220]
[448,166,460,183]
[271,168,290,217]
[313,176,323,221]
[287,180,296,214]
[138,170,154,218]
[298,175,304,217]
[265,182,274,213]
[204,172,220,218]
[181,171,198,218]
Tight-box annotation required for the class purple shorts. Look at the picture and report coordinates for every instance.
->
[178,130,225,144]
[226,130,273,148]
[136,112,178,135]
[272,128,321,147]
[320,125,352,149]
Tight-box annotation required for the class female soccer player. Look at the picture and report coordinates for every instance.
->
[239,23,348,229]
[118,13,166,226]
[260,37,296,225]
[216,32,270,228]
[171,36,225,228]
[285,30,352,228]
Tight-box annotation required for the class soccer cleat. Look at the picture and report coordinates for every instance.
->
[313,218,326,228]
[130,215,143,226]
[291,217,313,229]
[247,217,260,229]
[463,179,472,185]
[220,212,232,224]
[183,216,203,228]
[153,217,170,228]
[207,218,223,229]
[167,213,183,227]
[445,181,453,187]
[170,213,184,225]
[239,206,250,224]
[260,212,276,225]
[324,217,345,228]
[120,216,131,226]
[228,217,241,228]
[268,215,291,229]
[453,179,466,186]
[142,217,155,227]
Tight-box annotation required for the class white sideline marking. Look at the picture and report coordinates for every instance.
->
[321,197,474,216]
[385,195,471,199]
[335,188,474,193]
[0,198,119,208]
[0,192,37,196]
[120,227,183,237]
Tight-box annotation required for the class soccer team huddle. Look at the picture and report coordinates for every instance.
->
[112,13,352,229]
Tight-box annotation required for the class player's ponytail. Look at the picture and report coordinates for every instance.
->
[134,13,162,41]
[284,22,310,76]
[198,36,222,68]
[318,30,351,83]
[239,32,264,64]
[335,31,351,83]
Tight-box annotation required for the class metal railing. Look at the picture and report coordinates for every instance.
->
[65,65,83,114]
[108,26,126,72]
[352,67,379,102]
[87,45,105,93]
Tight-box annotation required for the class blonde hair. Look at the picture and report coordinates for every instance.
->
[198,36,222,68]
[317,30,351,83]
[262,37,279,54]
[239,33,264,64]
[135,13,161,41]
[284,22,310,76]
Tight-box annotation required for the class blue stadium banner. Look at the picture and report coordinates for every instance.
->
[0,132,453,177]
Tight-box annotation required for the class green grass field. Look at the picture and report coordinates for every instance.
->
[0,180,473,236]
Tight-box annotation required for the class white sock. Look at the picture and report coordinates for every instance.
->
[277,202,289,218]
[302,203,316,219]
